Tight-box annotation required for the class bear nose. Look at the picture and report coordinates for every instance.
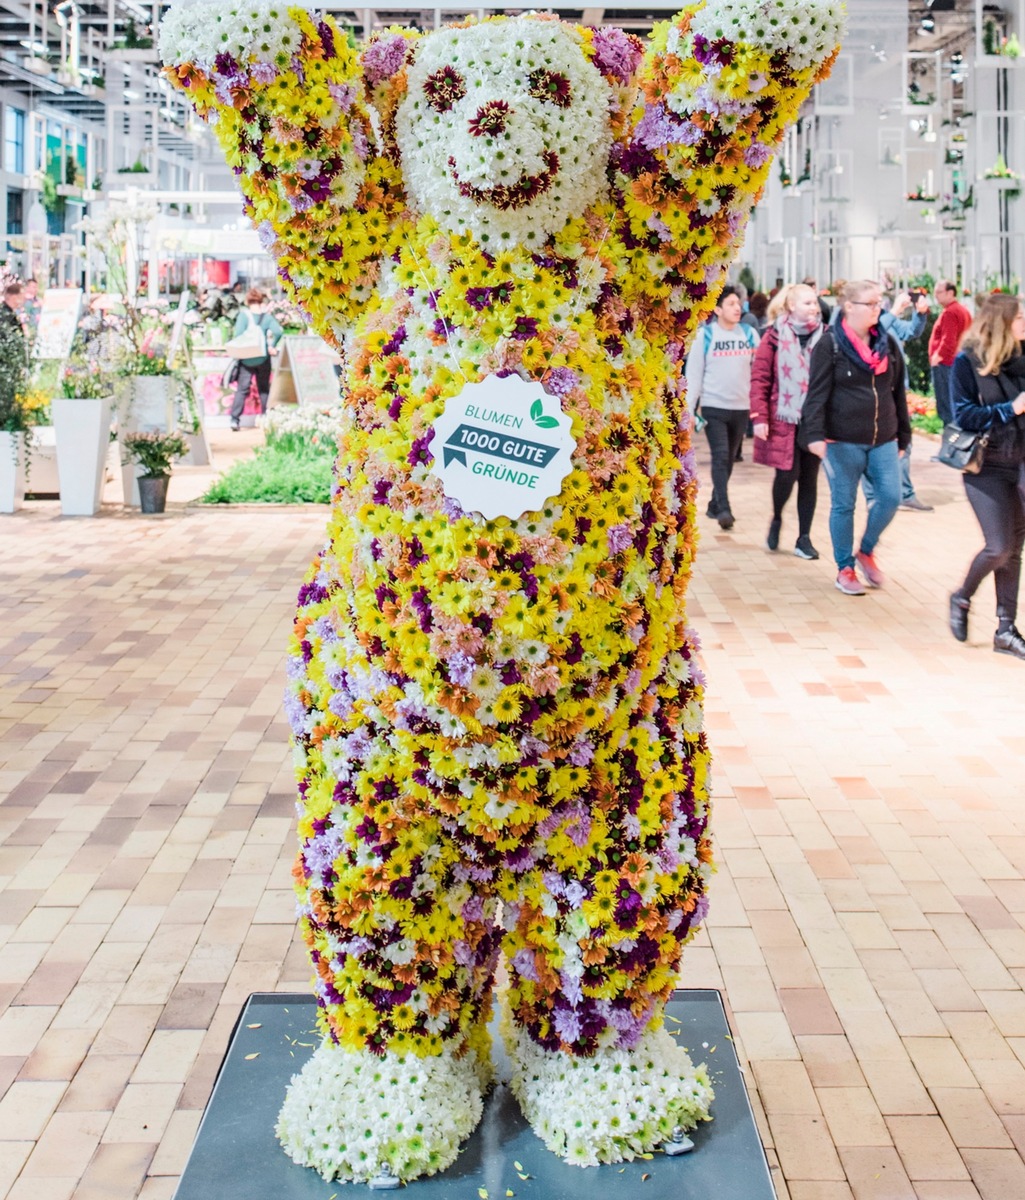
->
[469,100,512,138]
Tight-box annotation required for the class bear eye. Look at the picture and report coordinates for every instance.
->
[528,69,572,107]
[424,65,467,112]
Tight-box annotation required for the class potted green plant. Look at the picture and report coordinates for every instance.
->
[120,430,188,513]
[51,357,116,516]
[0,316,33,513]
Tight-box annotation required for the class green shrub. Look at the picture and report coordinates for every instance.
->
[202,442,335,504]
[911,412,944,435]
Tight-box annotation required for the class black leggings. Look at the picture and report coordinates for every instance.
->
[958,462,1025,623]
[771,446,821,536]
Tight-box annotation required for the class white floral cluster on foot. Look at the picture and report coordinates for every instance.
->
[276,1040,491,1183]
[505,1022,714,1167]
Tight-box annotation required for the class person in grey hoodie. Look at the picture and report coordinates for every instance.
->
[686,284,759,529]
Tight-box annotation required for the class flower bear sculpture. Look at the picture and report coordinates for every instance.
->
[162,0,842,1185]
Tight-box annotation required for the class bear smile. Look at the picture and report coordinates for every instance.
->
[447,151,560,211]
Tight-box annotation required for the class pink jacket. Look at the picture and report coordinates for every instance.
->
[749,325,798,472]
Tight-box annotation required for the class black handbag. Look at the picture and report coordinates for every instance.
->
[937,423,989,474]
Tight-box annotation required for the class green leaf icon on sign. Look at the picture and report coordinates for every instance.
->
[530,399,543,421]
[535,416,559,429]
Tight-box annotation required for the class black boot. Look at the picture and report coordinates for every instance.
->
[949,594,970,643]
[994,625,1025,660]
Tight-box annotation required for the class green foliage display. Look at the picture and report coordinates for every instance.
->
[201,440,334,504]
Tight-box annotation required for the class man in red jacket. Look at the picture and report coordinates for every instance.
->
[929,280,973,426]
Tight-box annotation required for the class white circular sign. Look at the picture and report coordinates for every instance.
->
[429,374,577,521]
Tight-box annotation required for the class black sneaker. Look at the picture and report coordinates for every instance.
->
[949,594,970,643]
[718,511,735,530]
[705,503,719,520]
[794,536,820,560]
[766,518,781,551]
[230,419,240,432]
[994,625,1025,660]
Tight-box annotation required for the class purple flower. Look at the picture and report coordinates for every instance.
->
[744,140,774,168]
[329,83,357,113]
[591,27,643,85]
[363,34,408,86]
[256,220,278,251]
[511,948,539,983]
[446,650,475,687]
[351,122,369,162]
[634,103,681,151]
[252,61,277,85]
[553,1005,582,1044]
[545,366,579,396]
[607,523,633,555]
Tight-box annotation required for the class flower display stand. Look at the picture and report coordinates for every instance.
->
[51,396,115,516]
[173,990,774,1200]
[118,376,176,507]
[0,432,26,513]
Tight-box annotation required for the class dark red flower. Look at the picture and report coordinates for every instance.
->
[468,99,511,137]
[528,68,572,107]
[423,65,466,112]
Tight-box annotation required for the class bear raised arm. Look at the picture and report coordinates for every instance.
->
[160,1,408,342]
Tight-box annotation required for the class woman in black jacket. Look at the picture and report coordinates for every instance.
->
[948,294,1025,659]
[802,280,911,595]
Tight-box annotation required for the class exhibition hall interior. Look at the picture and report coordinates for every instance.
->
[1,2,1025,1199]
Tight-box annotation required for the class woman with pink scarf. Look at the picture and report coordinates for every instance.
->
[750,283,825,560]
[801,279,912,596]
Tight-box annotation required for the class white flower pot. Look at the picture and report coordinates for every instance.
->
[0,432,26,513]
[27,426,60,496]
[52,396,114,516]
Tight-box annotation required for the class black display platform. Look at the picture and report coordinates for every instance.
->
[173,990,775,1199]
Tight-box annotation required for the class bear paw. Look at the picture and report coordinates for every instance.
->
[276,1040,491,1184]
[505,1023,713,1167]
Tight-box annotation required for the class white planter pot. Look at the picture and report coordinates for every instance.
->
[27,427,60,496]
[52,396,114,516]
[0,432,26,513]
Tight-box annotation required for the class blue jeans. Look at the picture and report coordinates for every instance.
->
[822,441,901,570]
[863,440,915,503]
[932,363,953,427]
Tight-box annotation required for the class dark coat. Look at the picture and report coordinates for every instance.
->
[951,350,1025,466]
[750,325,797,472]
[800,329,911,452]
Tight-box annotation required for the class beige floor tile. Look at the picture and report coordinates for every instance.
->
[885,1116,970,1181]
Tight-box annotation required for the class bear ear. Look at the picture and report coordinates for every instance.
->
[361,27,420,156]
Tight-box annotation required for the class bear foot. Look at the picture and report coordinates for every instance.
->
[505,1022,713,1167]
[276,1040,491,1184]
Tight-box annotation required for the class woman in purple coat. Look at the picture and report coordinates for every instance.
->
[750,283,825,558]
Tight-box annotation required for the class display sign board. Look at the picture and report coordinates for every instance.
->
[167,288,190,362]
[34,287,83,360]
[268,335,341,407]
[429,374,576,520]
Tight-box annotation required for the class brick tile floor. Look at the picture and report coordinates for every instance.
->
[1,433,1023,1199]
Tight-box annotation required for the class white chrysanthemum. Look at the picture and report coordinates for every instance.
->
[689,0,846,72]
[160,0,311,69]
[277,1040,491,1183]
[505,1021,713,1166]
[395,17,613,247]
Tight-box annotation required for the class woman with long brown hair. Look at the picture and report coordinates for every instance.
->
[949,293,1025,658]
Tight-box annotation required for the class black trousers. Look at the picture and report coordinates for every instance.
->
[959,461,1025,622]
[231,359,273,421]
[703,407,748,517]
[771,445,821,537]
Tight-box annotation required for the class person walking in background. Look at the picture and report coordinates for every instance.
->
[930,279,973,428]
[230,288,284,431]
[802,279,911,596]
[748,291,770,332]
[686,284,759,530]
[802,277,832,326]
[875,289,933,512]
[750,283,824,560]
[21,279,41,335]
[948,294,1025,660]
